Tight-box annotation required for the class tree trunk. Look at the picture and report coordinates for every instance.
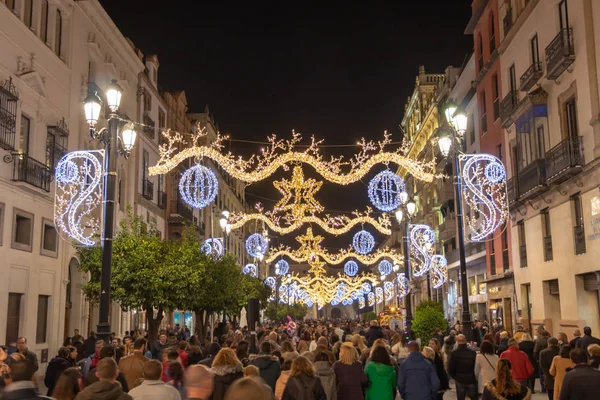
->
[195,309,211,342]
[146,305,163,345]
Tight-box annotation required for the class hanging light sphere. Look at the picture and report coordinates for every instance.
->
[378,259,393,276]
[246,233,268,258]
[352,230,375,255]
[275,259,290,276]
[56,159,79,184]
[200,238,223,259]
[485,160,507,184]
[179,164,218,209]
[368,170,406,212]
[362,282,372,294]
[242,263,258,277]
[264,276,276,289]
[344,260,359,277]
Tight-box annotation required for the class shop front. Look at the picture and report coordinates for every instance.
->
[486,271,516,334]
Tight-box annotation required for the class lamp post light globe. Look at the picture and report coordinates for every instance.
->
[219,217,228,229]
[105,80,123,112]
[452,112,468,137]
[406,198,417,217]
[222,209,230,219]
[438,135,452,158]
[83,92,102,127]
[444,104,457,126]
[225,224,232,235]
[399,190,409,205]
[120,123,137,153]
[395,209,404,223]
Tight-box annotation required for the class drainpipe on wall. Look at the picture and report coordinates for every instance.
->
[583,0,600,158]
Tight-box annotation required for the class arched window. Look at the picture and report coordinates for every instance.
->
[40,0,49,43]
[55,9,63,57]
[489,13,496,53]
[478,34,484,71]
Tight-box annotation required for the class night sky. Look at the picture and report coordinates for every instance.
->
[101,1,475,254]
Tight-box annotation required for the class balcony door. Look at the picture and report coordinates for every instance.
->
[559,0,569,31]
[509,64,517,94]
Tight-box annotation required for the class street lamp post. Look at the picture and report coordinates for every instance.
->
[395,195,416,330]
[438,104,472,341]
[84,80,137,343]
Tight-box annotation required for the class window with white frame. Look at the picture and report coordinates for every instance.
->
[12,208,34,252]
[41,218,58,257]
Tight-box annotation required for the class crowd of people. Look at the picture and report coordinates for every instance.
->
[1,318,600,399]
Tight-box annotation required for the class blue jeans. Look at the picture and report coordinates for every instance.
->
[455,382,478,400]
[539,368,546,391]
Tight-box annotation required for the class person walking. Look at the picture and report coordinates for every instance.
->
[500,339,533,386]
[365,346,396,400]
[539,337,560,400]
[248,341,281,393]
[549,345,572,400]
[533,326,550,393]
[119,338,150,390]
[210,348,244,400]
[281,356,326,400]
[75,358,132,400]
[577,326,600,355]
[518,333,536,392]
[449,334,478,400]
[475,341,499,396]
[129,360,181,400]
[482,358,530,400]
[332,344,368,400]
[557,348,600,400]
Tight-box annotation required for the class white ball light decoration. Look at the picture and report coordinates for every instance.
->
[368,170,406,212]
[200,238,223,259]
[378,259,393,276]
[485,160,507,184]
[344,260,359,277]
[178,164,218,209]
[246,233,268,258]
[352,230,375,255]
[264,276,276,289]
[362,282,372,294]
[242,263,258,277]
[275,259,289,276]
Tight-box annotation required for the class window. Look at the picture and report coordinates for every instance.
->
[559,0,570,30]
[572,194,585,254]
[0,202,4,247]
[40,0,49,42]
[518,220,527,267]
[490,237,496,275]
[158,109,166,129]
[469,276,477,296]
[6,0,16,12]
[23,0,33,28]
[541,208,552,261]
[45,129,67,170]
[55,9,62,57]
[531,34,540,65]
[142,149,149,182]
[509,64,517,93]
[492,74,500,120]
[501,223,509,270]
[143,93,151,112]
[19,115,31,155]
[41,218,58,257]
[6,293,22,345]
[481,91,488,135]
[489,13,496,53]
[477,274,486,294]
[565,98,578,138]
[36,295,49,343]
[478,35,484,71]
[12,208,33,252]
[497,144,503,161]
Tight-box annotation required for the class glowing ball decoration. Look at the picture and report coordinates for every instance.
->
[362,282,372,294]
[378,260,393,276]
[485,160,506,184]
[178,164,218,209]
[352,230,375,255]
[242,263,258,277]
[200,238,223,259]
[344,260,359,277]
[275,259,289,276]
[246,233,268,258]
[368,170,406,212]
[264,276,276,289]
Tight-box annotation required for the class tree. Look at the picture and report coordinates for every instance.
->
[361,311,378,323]
[78,210,192,344]
[411,301,448,345]
[264,302,308,322]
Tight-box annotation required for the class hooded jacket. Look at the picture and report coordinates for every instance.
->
[44,356,72,395]
[249,354,281,392]
[314,361,336,400]
[365,361,396,400]
[210,364,243,400]
[74,380,132,400]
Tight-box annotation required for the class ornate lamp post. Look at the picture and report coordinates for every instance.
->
[219,208,231,252]
[438,103,472,341]
[395,194,417,329]
[83,80,138,343]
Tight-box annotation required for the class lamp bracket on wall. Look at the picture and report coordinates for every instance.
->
[541,194,552,205]
[558,185,569,196]
[528,200,539,211]
[574,177,584,188]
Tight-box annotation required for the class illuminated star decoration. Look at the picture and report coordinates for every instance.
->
[460,154,509,242]
[273,166,324,217]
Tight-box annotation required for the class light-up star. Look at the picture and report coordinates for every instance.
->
[296,227,325,255]
[273,166,324,217]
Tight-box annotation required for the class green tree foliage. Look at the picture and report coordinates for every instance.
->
[412,301,448,345]
[264,302,308,322]
[361,311,378,323]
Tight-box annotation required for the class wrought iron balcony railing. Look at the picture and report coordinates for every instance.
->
[143,114,155,138]
[520,62,543,92]
[517,159,546,199]
[574,224,586,255]
[170,196,193,222]
[507,177,518,207]
[545,136,583,184]
[543,235,553,261]
[10,153,52,192]
[0,78,18,151]
[519,245,527,268]
[546,28,575,80]
[142,179,154,201]
[157,190,167,210]
[500,90,518,128]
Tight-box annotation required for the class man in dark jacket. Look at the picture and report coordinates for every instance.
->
[449,334,477,400]
[16,337,38,373]
[75,358,132,400]
[558,348,600,400]
[568,329,582,349]
[577,326,600,355]
[533,325,550,392]
[82,331,97,358]
[540,337,560,400]
[365,320,384,347]
[198,342,221,368]
[2,360,48,400]
[44,347,73,396]
[248,341,281,393]
[398,341,440,400]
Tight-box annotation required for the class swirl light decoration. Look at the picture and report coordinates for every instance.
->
[410,224,435,277]
[358,296,366,309]
[375,287,384,304]
[200,238,223,259]
[384,281,394,301]
[344,260,359,277]
[367,292,375,307]
[149,130,438,184]
[362,282,372,294]
[54,150,104,246]
[242,263,258,277]
[279,285,289,304]
[397,273,409,298]
[178,164,218,209]
[460,154,509,242]
[430,255,448,289]
[275,259,290,276]
[368,170,406,212]
[378,260,393,276]
[246,233,268,258]
[352,230,375,255]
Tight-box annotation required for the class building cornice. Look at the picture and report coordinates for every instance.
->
[498,0,540,55]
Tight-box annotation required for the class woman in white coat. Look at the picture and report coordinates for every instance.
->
[474,340,499,395]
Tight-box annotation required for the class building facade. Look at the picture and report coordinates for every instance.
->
[498,0,600,336]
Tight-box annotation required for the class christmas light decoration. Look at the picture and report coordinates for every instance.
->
[460,154,509,242]
[362,282,372,294]
[367,292,375,307]
[352,230,375,255]
[273,166,323,216]
[179,164,218,209]
[344,260,359,277]
[378,260,393,276]
[375,287,383,304]
[149,130,438,184]
[397,273,409,298]
[264,276,276,289]
[246,233,268,258]
[275,259,290,276]
[54,150,104,246]
[430,255,448,289]
[384,281,394,301]
[410,224,435,277]
[242,263,258,277]
[200,238,223,259]
[368,170,406,212]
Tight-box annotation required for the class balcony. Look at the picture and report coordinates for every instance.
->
[438,217,456,242]
[543,235,553,261]
[574,224,586,255]
[519,245,527,268]
[503,10,513,35]
[517,159,546,200]
[157,190,167,210]
[143,114,155,138]
[10,153,52,192]
[519,62,543,92]
[545,28,575,81]
[142,179,154,201]
[500,90,518,128]
[170,196,193,222]
[0,77,18,151]
[507,177,519,208]
[545,136,583,184]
